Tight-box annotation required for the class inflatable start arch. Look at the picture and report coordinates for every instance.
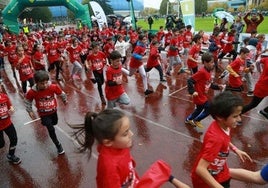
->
[2,0,92,34]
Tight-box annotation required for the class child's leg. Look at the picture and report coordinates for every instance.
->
[72,61,82,77]
[244,72,254,93]
[194,101,210,121]
[117,93,130,106]
[155,65,164,81]
[186,104,204,120]
[166,56,174,74]
[0,130,5,148]
[28,77,35,88]
[138,65,149,92]
[4,124,18,156]
[21,80,27,94]
[55,61,61,79]
[42,115,60,146]
[93,71,106,104]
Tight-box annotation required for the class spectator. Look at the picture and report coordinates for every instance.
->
[147,16,154,30]
[243,11,264,33]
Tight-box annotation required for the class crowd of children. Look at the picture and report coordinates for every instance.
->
[0,15,267,187]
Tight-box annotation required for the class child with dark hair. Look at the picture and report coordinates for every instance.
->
[191,91,252,188]
[32,43,46,71]
[46,37,61,81]
[86,42,108,105]
[125,34,153,96]
[225,47,250,92]
[185,52,224,128]
[73,109,190,188]
[66,38,83,80]
[105,50,130,108]
[217,29,238,63]
[0,85,21,164]
[145,40,166,82]
[15,45,35,95]
[186,34,203,74]
[24,70,68,155]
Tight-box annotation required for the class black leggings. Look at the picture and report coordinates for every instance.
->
[41,112,60,146]
[242,96,268,114]
[93,71,104,97]
[0,124,18,156]
[21,77,35,94]
[48,61,61,79]
[145,65,164,80]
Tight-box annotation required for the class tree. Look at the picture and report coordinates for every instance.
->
[140,8,158,17]
[257,0,268,10]
[82,0,114,15]
[159,0,171,16]
[195,0,207,15]
[19,7,52,23]
[207,3,228,13]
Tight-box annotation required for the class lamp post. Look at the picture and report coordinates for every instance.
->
[126,0,136,30]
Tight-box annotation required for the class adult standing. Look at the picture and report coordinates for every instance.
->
[243,11,264,33]
[147,16,154,30]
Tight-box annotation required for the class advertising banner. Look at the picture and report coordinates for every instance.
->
[180,0,195,30]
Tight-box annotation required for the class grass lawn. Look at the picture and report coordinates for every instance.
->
[136,16,268,34]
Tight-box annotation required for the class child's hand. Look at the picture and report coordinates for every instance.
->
[192,91,198,97]
[28,111,36,120]
[9,106,15,114]
[235,149,253,163]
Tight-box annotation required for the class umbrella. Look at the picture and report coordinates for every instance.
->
[213,11,234,23]
[123,16,132,23]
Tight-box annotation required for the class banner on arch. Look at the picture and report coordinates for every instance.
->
[89,1,107,30]
[180,0,195,30]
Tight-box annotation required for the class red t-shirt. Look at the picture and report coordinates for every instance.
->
[105,65,125,100]
[183,30,193,48]
[5,45,17,65]
[222,35,235,53]
[147,45,160,68]
[129,42,146,69]
[25,84,63,117]
[191,121,231,187]
[87,51,106,73]
[16,55,34,82]
[66,45,82,63]
[0,93,12,130]
[57,40,69,54]
[228,57,245,88]
[191,67,212,105]
[187,44,201,69]
[103,42,115,58]
[168,37,179,56]
[32,51,46,71]
[97,145,139,188]
[254,57,268,98]
[46,42,60,64]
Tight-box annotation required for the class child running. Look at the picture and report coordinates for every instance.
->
[0,84,21,164]
[191,91,252,188]
[145,40,166,82]
[85,42,107,105]
[105,50,130,109]
[73,109,190,188]
[185,52,224,128]
[24,70,67,155]
[15,45,35,95]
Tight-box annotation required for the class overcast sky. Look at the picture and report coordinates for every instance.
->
[144,0,162,9]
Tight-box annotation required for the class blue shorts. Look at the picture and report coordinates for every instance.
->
[261,164,268,182]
